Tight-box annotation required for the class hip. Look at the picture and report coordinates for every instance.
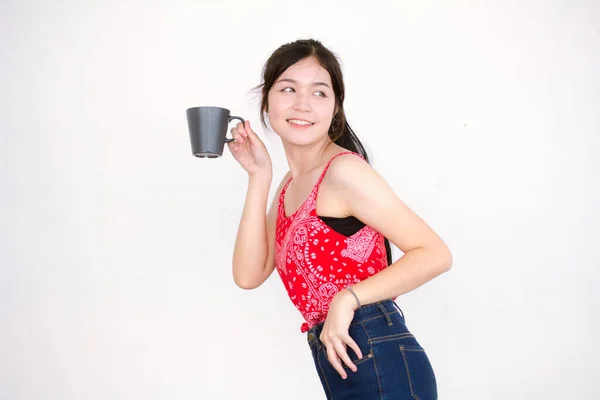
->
[306,299,437,400]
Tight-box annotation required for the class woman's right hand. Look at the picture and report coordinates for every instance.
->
[227,120,272,177]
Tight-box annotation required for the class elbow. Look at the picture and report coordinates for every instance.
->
[439,246,453,272]
[233,274,260,290]
[232,267,262,290]
[234,279,260,290]
[423,243,452,274]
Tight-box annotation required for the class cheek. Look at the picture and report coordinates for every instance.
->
[267,109,284,130]
[316,101,336,120]
[267,95,285,118]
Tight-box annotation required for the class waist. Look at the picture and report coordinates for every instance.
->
[306,299,403,338]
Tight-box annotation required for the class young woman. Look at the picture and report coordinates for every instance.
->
[228,39,452,400]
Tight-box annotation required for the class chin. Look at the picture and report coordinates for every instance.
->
[281,132,328,147]
[273,125,326,144]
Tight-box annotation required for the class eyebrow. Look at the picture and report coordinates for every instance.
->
[276,78,331,89]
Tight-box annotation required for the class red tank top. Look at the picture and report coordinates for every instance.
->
[274,151,389,333]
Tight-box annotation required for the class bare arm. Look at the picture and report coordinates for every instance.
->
[232,171,290,289]
[328,154,452,306]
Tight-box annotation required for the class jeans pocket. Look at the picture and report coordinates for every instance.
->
[343,347,373,370]
[398,345,438,400]
[321,341,374,371]
[320,323,373,371]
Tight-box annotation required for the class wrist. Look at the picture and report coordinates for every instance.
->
[340,287,360,310]
[248,171,272,185]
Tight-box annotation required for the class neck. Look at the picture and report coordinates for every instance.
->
[283,140,337,178]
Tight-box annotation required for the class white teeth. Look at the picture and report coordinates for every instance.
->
[288,119,313,126]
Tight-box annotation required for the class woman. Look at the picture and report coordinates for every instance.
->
[228,38,452,399]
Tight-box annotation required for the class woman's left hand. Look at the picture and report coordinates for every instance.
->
[319,290,363,379]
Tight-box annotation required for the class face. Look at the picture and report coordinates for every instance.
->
[267,56,337,145]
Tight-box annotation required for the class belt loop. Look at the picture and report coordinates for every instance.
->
[377,302,393,326]
[314,326,323,351]
[316,333,322,351]
[307,329,322,351]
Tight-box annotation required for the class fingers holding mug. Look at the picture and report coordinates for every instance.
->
[230,126,242,143]
[236,121,248,138]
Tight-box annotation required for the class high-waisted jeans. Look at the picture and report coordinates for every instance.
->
[306,299,437,399]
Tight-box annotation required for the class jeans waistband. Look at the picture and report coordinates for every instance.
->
[306,299,404,345]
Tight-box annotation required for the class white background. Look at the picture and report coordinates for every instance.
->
[2,0,599,399]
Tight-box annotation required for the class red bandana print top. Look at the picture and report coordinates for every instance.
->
[274,151,389,333]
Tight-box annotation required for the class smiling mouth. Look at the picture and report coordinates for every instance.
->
[287,119,315,126]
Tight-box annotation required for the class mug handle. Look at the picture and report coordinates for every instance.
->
[226,116,246,143]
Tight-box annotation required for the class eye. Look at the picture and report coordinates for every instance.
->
[280,87,327,97]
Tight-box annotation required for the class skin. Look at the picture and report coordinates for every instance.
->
[228,56,452,380]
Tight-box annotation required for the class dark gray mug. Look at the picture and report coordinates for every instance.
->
[186,106,245,158]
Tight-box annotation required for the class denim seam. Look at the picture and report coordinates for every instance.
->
[370,333,415,344]
[359,321,384,400]
[400,346,422,400]
[351,311,399,327]
[342,350,373,370]
[317,350,334,400]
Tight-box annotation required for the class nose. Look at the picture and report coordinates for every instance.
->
[293,91,311,112]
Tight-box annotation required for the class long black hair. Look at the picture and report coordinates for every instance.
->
[255,38,393,266]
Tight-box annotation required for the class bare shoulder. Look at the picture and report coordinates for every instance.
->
[268,170,292,212]
[325,152,389,193]
[325,152,451,258]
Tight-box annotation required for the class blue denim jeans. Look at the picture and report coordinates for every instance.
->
[306,299,438,399]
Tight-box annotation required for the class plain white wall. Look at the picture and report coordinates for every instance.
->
[2,0,599,399]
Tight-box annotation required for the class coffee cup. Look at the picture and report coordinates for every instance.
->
[186,106,245,158]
